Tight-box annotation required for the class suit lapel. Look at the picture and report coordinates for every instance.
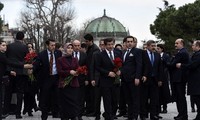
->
[102,50,114,65]
[45,50,50,70]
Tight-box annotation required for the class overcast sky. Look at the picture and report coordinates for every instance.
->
[0,0,196,44]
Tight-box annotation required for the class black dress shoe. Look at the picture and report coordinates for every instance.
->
[28,112,33,116]
[78,117,83,120]
[16,115,22,119]
[53,114,60,118]
[116,113,126,117]
[150,115,159,120]
[161,110,167,113]
[86,112,96,117]
[34,107,40,112]
[1,113,9,119]
[174,115,188,120]
[157,115,162,119]
[123,114,128,117]
[192,108,195,113]
[95,116,101,120]
[140,117,146,120]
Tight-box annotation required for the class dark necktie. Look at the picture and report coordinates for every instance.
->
[124,49,130,61]
[75,52,78,60]
[109,51,114,61]
[49,52,53,75]
[150,52,154,66]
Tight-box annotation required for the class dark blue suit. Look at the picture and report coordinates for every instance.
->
[169,48,189,117]
[121,48,142,119]
[96,49,122,120]
[169,48,189,119]
[33,49,62,120]
[140,50,163,118]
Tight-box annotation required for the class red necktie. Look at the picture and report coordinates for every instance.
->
[49,52,53,75]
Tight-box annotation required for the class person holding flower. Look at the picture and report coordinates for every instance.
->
[57,43,80,120]
[95,38,122,120]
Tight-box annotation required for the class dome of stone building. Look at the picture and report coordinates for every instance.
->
[84,9,128,40]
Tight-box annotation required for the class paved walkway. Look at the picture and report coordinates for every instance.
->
[3,96,197,120]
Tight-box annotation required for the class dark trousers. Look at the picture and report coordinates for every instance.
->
[140,77,159,117]
[40,75,59,119]
[9,75,28,115]
[190,95,196,109]
[101,86,116,120]
[118,83,127,115]
[123,82,140,119]
[94,86,102,116]
[171,82,188,117]
[85,85,95,113]
[193,95,200,119]
[112,85,120,116]
[23,81,38,113]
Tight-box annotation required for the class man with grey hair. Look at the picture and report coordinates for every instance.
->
[72,40,87,120]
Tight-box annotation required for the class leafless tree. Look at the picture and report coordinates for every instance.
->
[19,0,76,52]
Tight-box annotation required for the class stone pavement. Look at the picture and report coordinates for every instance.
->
[3,96,197,120]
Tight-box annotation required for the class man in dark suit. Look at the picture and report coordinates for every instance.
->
[33,39,62,120]
[84,34,100,116]
[169,38,189,120]
[140,40,163,120]
[72,40,87,120]
[91,39,105,120]
[117,38,128,118]
[0,40,32,119]
[6,32,30,119]
[121,36,142,120]
[96,38,122,120]
[176,40,200,120]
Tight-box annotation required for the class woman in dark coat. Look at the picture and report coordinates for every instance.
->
[57,43,79,120]
[176,40,200,120]
[156,44,172,113]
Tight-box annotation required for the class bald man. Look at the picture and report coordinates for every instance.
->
[169,38,189,120]
[72,40,87,120]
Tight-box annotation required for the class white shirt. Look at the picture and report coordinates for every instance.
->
[47,50,57,75]
[73,51,80,61]
[106,49,114,60]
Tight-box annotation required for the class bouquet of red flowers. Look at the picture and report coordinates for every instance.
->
[113,57,122,84]
[24,52,37,64]
[63,65,88,87]
[24,52,37,81]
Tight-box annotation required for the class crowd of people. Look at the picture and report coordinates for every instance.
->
[0,32,200,120]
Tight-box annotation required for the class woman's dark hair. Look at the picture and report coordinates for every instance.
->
[115,44,122,49]
[27,43,34,49]
[157,44,166,52]
[0,39,6,45]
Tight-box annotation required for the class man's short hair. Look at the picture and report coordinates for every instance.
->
[103,38,115,45]
[195,40,200,47]
[16,31,24,40]
[84,33,93,41]
[81,43,87,49]
[45,39,55,45]
[146,40,156,46]
[123,36,134,42]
